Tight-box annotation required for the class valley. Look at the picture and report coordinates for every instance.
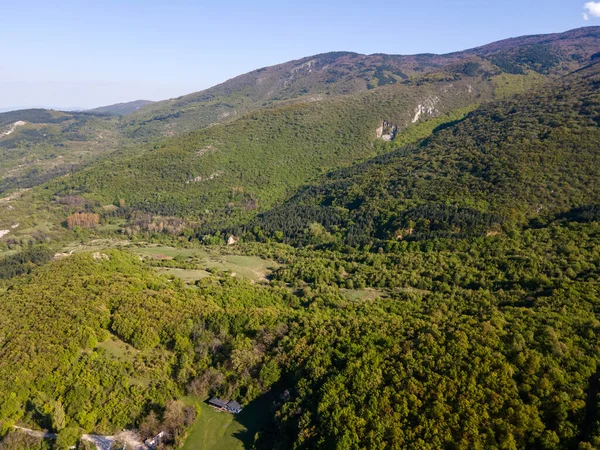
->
[1,25,600,450]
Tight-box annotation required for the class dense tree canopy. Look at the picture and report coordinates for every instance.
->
[1,28,600,450]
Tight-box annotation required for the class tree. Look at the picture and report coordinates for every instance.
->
[0,431,45,450]
[139,411,160,439]
[163,400,185,434]
[52,400,66,432]
[55,427,80,450]
[66,213,99,230]
[259,360,281,388]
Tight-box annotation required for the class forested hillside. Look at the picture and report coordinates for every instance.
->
[0,109,122,193]
[0,219,599,449]
[1,27,600,450]
[48,76,487,224]
[227,62,600,247]
[0,250,294,448]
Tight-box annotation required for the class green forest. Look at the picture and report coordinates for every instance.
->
[0,27,600,450]
[1,221,599,449]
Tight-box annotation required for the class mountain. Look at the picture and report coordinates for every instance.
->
[1,27,599,202]
[87,100,155,116]
[49,73,491,223]
[39,28,600,231]
[234,61,600,246]
[0,109,122,194]
[1,27,600,450]
[121,27,600,138]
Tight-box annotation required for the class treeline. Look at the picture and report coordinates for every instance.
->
[214,201,505,249]
[0,245,54,279]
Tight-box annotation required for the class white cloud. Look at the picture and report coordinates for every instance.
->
[583,2,600,19]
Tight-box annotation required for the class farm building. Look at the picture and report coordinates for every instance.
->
[208,397,243,414]
[144,431,167,449]
[226,400,242,414]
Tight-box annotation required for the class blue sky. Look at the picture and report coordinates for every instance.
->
[0,0,598,109]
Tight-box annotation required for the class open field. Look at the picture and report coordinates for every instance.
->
[52,241,279,285]
[96,335,138,362]
[95,335,158,389]
[155,267,212,283]
[340,288,386,302]
[182,389,279,450]
[181,403,246,450]
[134,245,278,283]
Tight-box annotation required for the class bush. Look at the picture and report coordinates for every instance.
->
[55,428,80,450]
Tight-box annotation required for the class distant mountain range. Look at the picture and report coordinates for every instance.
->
[0,100,154,115]
[0,106,85,113]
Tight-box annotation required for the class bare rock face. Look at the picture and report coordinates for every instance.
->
[227,235,239,245]
[412,97,440,123]
[92,252,110,261]
[377,120,398,141]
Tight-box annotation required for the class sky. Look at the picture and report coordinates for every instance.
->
[0,0,599,110]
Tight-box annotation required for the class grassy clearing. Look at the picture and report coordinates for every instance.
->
[96,335,138,362]
[181,390,279,450]
[155,267,211,283]
[181,403,245,450]
[340,288,385,302]
[135,245,278,283]
[97,218,127,232]
[50,243,278,285]
[95,336,159,389]
[208,255,276,282]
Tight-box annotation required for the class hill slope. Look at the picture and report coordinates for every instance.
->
[232,62,600,246]
[87,100,155,116]
[0,109,122,194]
[122,27,600,138]
[49,73,492,224]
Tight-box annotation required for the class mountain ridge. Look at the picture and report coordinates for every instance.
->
[122,27,600,138]
[87,100,155,116]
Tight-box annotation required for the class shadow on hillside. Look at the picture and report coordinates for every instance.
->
[579,367,600,443]
[230,386,284,449]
